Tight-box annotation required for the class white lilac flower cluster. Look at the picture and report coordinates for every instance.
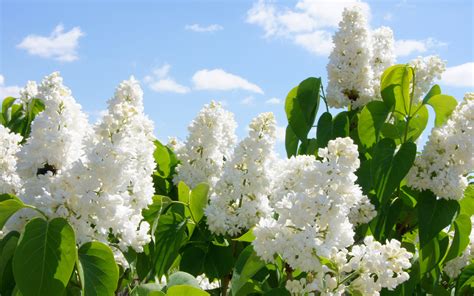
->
[173,101,237,189]
[253,138,376,272]
[285,237,413,296]
[0,125,22,194]
[1,73,156,251]
[444,216,474,278]
[205,112,276,237]
[326,8,397,109]
[407,93,474,200]
[409,55,446,103]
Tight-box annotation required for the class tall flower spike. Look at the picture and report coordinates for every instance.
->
[371,26,395,99]
[326,7,375,109]
[0,125,22,195]
[173,101,237,189]
[253,138,372,272]
[407,92,474,199]
[16,72,91,218]
[205,112,276,237]
[68,77,156,251]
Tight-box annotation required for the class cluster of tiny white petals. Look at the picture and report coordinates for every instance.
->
[196,274,220,290]
[174,101,237,189]
[16,72,90,178]
[444,216,474,278]
[285,278,318,296]
[19,80,38,105]
[349,194,377,226]
[409,55,446,103]
[68,77,156,251]
[371,26,395,99]
[14,72,91,222]
[253,138,373,272]
[326,7,375,109]
[407,93,474,199]
[205,112,276,237]
[305,237,412,296]
[4,73,155,252]
[0,125,22,194]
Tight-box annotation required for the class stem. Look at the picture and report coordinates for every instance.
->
[403,69,416,143]
[285,263,294,281]
[320,84,330,113]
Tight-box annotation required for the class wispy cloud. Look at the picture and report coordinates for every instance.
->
[240,95,255,105]
[17,24,84,62]
[0,75,21,99]
[246,0,369,56]
[192,69,264,94]
[394,38,447,57]
[265,97,281,105]
[144,64,190,94]
[441,62,474,87]
[185,24,223,33]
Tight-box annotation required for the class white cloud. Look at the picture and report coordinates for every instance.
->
[0,75,21,99]
[441,62,474,87]
[246,0,369,56]
[265,97,281,105]
[241,96,255,105]
[192,69,264,94]
[275,125,286,143]
[394,38,447,57]
[293,30,333,56]
[185,24,223,33]
[17,24,84,62]
[144,64,190,94]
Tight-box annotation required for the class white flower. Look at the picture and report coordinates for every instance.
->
[409,55,446,104]
[326,7,375,109]
[371,26,395,99]
[19,80,38,105]
[196,274,220,290]
[407,93,474,200]
[68,77,156,251]
[174,101,237,189]
[253,138,370,272]
[206,112,276,237]
[0,125,22,195]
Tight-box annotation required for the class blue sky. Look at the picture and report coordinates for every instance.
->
[1,0,473,154]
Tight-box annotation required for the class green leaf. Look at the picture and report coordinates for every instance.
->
[230,245,266,296]
[284,78,321,142]
[1,97,17,123]
[460,184,474,217]
[180,246,206,276]
[203,244,234,280]
[0,195,25,229]
[358,101,391,148]
[154,140,172,178]
[167,272,200,289]
[154,211,188,277]
[285,125,299,158]
[444,214,471,262]
[372,140,416,205]
[332,111,349,138]
[419,232,449,274]
[316,112,332,149]
[422,84,441,104]
[285,86,308,141]
[425,94,457,127]
[417,191,459,248]
[380,65,413,115]
[77,241,119,296]
[263,288,291,296]
[0,231,19,295]
[404,104,428,142]
[13,217,76,296]
[189,183,209,223]
[456,263,474,295]
[232,228,256,242]
[167,285,209,296]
